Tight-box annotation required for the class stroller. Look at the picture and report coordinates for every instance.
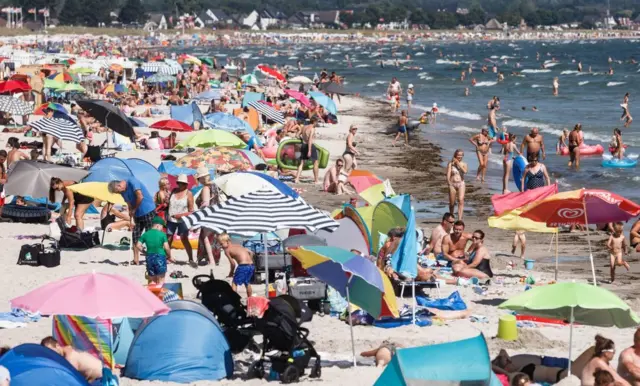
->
[193,273,321,383]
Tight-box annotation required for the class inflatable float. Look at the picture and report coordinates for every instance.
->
[171,231,199,249]
[609,145,628,154]
[512,155,528,192]
[602,158,638,168]
[276,139,330,170]
[559,144,604,156]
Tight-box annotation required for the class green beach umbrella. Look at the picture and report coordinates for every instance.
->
[174,129,246,150]
[199,57,213,66]
[56,83,86,93]
[241,73,258,85]
[69,67,95,74]
[44,79,65,90]
[499,281,640,375]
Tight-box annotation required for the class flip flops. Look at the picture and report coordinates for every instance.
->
[170,271,189,279]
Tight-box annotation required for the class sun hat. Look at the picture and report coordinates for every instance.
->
[152,216,166,226]
[408,84,414,88]
[195,166,209,179]
[176,174,188,184]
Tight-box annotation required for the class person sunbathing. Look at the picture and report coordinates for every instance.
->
[41,336,103,382]
[582,335,631,386]
[493,348,596,384]
[360,341,401,367]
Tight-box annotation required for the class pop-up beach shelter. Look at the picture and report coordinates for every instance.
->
[124,300,233,383]
[374,334,502,386]
[170,101,203,128]
[0,344,90,386]
[83,157,161,196]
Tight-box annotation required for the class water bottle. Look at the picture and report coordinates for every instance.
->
[292,349,305,358]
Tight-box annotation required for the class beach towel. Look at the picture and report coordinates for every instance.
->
[416,291,467,311]
[0,308,41,324]
[374,307,432,328]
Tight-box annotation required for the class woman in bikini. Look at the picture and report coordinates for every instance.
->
[342,124,359,173]
[502,133,521,194]
[446,149,468,220]
[469,128,492,183]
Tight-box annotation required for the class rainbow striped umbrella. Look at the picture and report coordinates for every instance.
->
[288,246,398,366]
[48,72,76,82]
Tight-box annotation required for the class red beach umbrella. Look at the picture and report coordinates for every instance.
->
[150,119,193,132]
[257,65,285,82]
[0,80,31,94]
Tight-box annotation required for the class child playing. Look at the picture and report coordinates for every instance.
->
[607,222,630,283]
[218,233,254,297]
[136,216,174,285]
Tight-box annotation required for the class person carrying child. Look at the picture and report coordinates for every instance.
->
[608,222,631,283]
[218,233,254,297]
[136,216,174,286]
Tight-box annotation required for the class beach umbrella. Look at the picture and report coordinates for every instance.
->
[256,65,285,82]
[181,189,338,295]
[309,92,338,116]
[68,182,126,205]
[34,102,67,115]
[28,118,84,143]
[247,101,285,124]
[76,100,135,139]
[237,149,265,168]
[375,334,501,385]
[0,96,32,116]
[56,83,86,93]
[203,113,253,133]
[69,67,95,74]
[128,117,147,127]
[10,272,169,319]
[213,171,297,198]
[5,161,88,199]
[0,80,31,94]
[284,89,311,107]
[145,73,176,84]
[289,76,313,84]
[175,148,255,174]
[80,74,104,82]
[519,188,640,285]
[499,281,640,376]
[109,64,123,72]
[199,57,214,66]
[48,72,75,82]
[149,119,193,132]
[193,89,221,101]
[174,129,246,150]
[43,79,65,90]
[347,170,384,194]
[289,246,398,365]
[241,73,258,85]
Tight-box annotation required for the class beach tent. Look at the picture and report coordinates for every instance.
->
[83,157,161,196]
[241,91,264,108]
[158,160,198,176]
[375,334,502,386]
[390,206,418,279]
[0,344,90,386]
[371,198,409,255]
[170,102,204,128]
[327,204,375,254]
[124,300,233,383]
[315,217,369,254]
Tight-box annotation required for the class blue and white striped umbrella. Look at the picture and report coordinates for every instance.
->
[29,118,84,143]
[248,101,285,124]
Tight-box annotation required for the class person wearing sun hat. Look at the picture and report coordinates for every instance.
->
[167,174,195,266]
[195,166,220,266]
[136,216,173,285]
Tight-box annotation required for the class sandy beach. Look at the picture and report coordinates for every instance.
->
[0,91,637,385]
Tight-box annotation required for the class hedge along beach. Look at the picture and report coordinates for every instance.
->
[0,29,638,386]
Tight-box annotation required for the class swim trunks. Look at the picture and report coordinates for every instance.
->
[487,125,496,139]
[146,253,167,276]
[300,143,318,161]
[398,125,407,133]
[233,264,255,286]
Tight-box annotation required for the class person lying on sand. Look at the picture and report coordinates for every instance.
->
[493,348,593,384]
[360,341,401,367]
[41,336,103,382]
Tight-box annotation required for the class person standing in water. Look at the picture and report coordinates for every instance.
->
[622,92,633,128]
[520,128,546,160]
[393,110,409,147]
[469,128,493,183]
[578,61,583,72]
[611,128,624,160]
[502,133,522,194]
[557,129,569,154]
[487,103,499,138]
[552,77,559,96]
[387,77,402,113]
[568,123,583,170]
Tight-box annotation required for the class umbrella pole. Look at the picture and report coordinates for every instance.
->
[555,230,559,282]
[583,204,597,286]
[548,233,555,252]
[263,233,269,297]
[345,276,357,367]
[568,306,574,379]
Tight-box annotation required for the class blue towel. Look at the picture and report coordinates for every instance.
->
[0,308,41,323]
[416,291,467,311]
[542,356,569,369]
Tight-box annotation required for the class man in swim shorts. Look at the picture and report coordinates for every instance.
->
[294,117,319,184]
[392,110,409,147]
[520,127,546,161]
[387,77,401,113]
[218,233,254,297]
[420,212,455,259]
[441,220,473,265]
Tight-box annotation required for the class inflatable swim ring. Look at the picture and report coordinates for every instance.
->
[512,156,528,192]
[276,139,330,171]
[559,144,604,156]
[1,204,51,224]
[171,231,199,249]
[262,146,277,159]
[602,158,638,168]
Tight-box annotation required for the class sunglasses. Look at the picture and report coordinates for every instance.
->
[337,164,344,167]
[447,220,455,224]
[472,236,483,240]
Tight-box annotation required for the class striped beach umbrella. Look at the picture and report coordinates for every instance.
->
[0,96,33,115]
[29,118,84,143]
[247,101,285,124]
[181,190,338,235]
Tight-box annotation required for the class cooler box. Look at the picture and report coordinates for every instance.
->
[288,277,327,301]
[256,253,292,271]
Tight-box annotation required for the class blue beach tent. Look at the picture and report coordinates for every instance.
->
[374,334,502,386]
[0,344,90,386]
[170,102,204,128]
[123,300,233,383]
[84,158,161,196]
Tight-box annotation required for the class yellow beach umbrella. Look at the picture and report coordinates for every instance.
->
[488,208,557,233]
[68,182,125,205]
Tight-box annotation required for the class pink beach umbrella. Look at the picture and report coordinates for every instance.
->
[285,89,311,107]
[10,272,170,319]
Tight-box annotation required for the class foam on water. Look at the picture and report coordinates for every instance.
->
[522,69,551,73]
[474,81,497,87]
[452,126,478,133]
[607,82,626,86]
[375,80,386,84]
[544,62,560,67]
[436,59,466,65]
[438,107,483,121]
[561,70,579,75]
[415,52,425,56]
[531,84,550,88]
[355,64,370,68]
[578,81,590,86]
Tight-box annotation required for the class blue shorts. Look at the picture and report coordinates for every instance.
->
[167,221,189,236]
[146,253,167,276]
[233,264,255,286]
[398,125,407,133]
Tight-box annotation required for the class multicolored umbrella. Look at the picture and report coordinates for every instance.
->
[10,272,170,318]
[34,102,67,115]
[101,83,127,94]
[257,65,285,82]
[199,57,214,66]
[288,246,399,365]
[359,180,395,206]
[68,67,95,74]
[500,282,640,371]
[348,170,383,194]
[48,72,75,82]
[174,129,246,150]
[0,80,31,94]
[149,119,193,132]
[175,147,254,173]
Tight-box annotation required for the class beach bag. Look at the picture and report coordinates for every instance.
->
[17,243,41,266]
[38,236,61,268]
[59,230,100,250]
